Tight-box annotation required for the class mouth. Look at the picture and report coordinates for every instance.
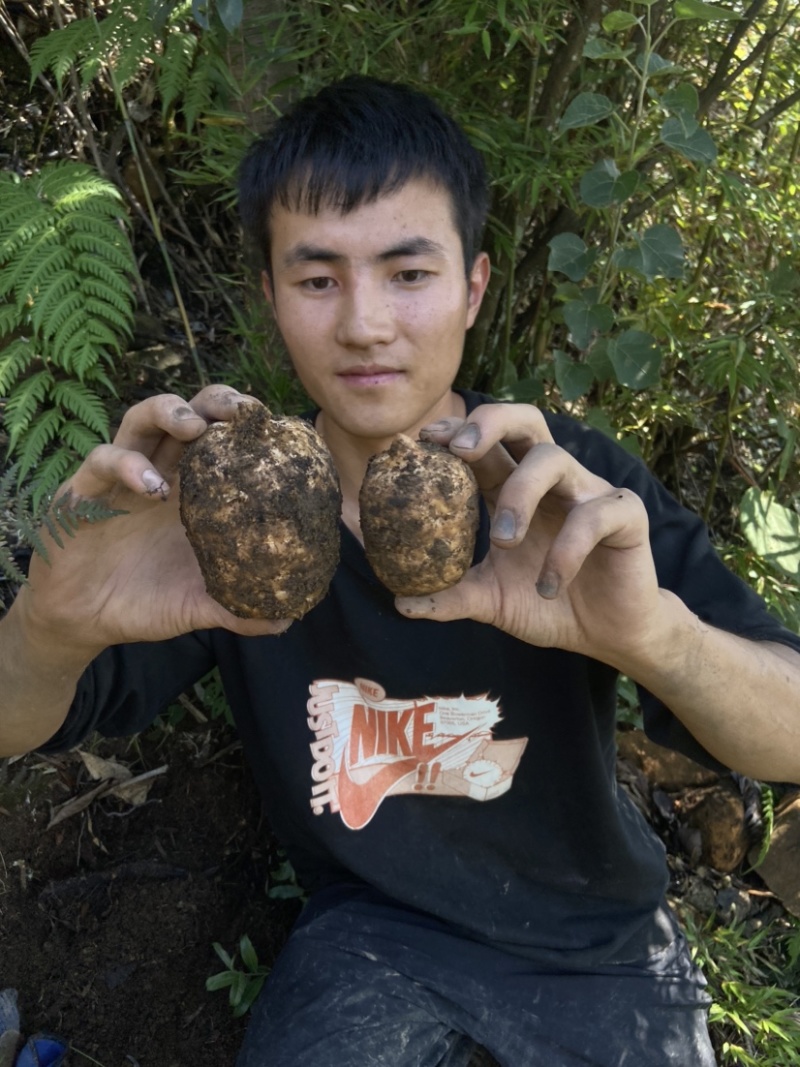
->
[337,365,404,386]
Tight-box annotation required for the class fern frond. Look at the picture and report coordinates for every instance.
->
[52,489,128,532]
[183,46,218,131]
[50,379,110,437]
[69,235,137,275]
[158,29,199,116]
[80,276,135,320]
[0,339,38,395]
[28,17,98,89]
[109,15,157,87]
[0,303,22,337]
[33,286,83,340]
[5,369,54,451]
[61,337,111,378]
[60,421,103,454]
[14,240,70,305]
[31,451,77,508]
[83,297,132,335]
[0,205,54,262]
[0,547,30,587]
[14,408,64,479]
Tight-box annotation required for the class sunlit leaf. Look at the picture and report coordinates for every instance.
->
[608,331,662,389]
[615,224,685,281]
[583,38,630,61]
[579,159,640,207]
[661,116,717,163]
[558,93,615,132]
[674,0,740,21]
[740,489,800,578]
[636,51,683,76]
[602,11,640,32]
[662,83,700,116]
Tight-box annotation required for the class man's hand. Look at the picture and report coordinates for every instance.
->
[395,404,670,672]
[18,385,292,657]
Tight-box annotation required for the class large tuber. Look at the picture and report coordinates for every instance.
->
[179,404,342,620]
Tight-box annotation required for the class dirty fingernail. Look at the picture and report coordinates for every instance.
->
[174,405,202,420]
[142,469,168,497]
[536,573,560,599]
[492,509,517,542]
[451,423,480,450]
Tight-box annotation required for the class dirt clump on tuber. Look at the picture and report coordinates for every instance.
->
[359,435,480,597]
[179,403,342,620]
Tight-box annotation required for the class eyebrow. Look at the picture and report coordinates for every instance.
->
[281,236,447,269]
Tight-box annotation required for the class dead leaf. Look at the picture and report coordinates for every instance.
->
[78,751,132,783]
[47,781,112,829]
[108,766,168,807]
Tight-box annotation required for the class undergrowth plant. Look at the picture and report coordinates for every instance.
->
[681,906,800,1066]
[206,934,271,1018]
[0,162,135,492]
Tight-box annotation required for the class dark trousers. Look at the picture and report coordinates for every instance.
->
[237,885,717,1067]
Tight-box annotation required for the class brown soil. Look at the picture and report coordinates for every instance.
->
[0,723,300,1067]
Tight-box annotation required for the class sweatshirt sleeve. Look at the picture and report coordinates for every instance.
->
[36,632,216,753]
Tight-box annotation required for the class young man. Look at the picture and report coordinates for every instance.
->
[1,77,799,1066]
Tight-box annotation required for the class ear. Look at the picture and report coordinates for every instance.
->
[261,269,274,308]
[466,252,491,329]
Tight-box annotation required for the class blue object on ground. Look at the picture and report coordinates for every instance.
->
[15,1036,69,1067]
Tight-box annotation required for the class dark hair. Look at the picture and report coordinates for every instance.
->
[238,76,490,277]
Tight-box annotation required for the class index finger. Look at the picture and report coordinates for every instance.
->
[420,403,554,497]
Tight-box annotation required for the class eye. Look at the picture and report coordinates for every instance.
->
[395,269,430,284]
[302,276,335,291]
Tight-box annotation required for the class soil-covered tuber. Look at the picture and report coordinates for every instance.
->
[179,404,342,620]
[359,435,480,597]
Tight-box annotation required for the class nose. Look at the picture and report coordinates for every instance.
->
[335,279,395,349]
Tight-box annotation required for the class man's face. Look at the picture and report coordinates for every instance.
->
[264,179,490,448]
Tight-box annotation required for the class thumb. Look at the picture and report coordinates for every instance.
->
[395,571,493,625]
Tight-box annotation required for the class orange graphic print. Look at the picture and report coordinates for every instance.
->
[307,678,528,830]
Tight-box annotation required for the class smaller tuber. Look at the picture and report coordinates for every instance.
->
[359,435,480,597]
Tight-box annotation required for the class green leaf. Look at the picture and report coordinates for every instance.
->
[674,0,740,21]
[740,489,800,579]
[205,971,236,992]
[587,338,615,381]
[608,331,662,389]
[191,0,210,29]
[481,28,491,59]
[614,224,685,281]
[548,233,597,282]
[239,935,259,972]
[662,84,700,116]
[583,38,629,61]
[579,159,640,207]
[602,11,640,32]
[216,0,243,32]
[267,884,306,900]
[554,350,595,401]
[558,93,615,133]
[636,51,683,76]
[660,116,717,163]
[212,942,234,969]
[563,300,614,350]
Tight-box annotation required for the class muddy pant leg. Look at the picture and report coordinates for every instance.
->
[235,928,477,1067]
